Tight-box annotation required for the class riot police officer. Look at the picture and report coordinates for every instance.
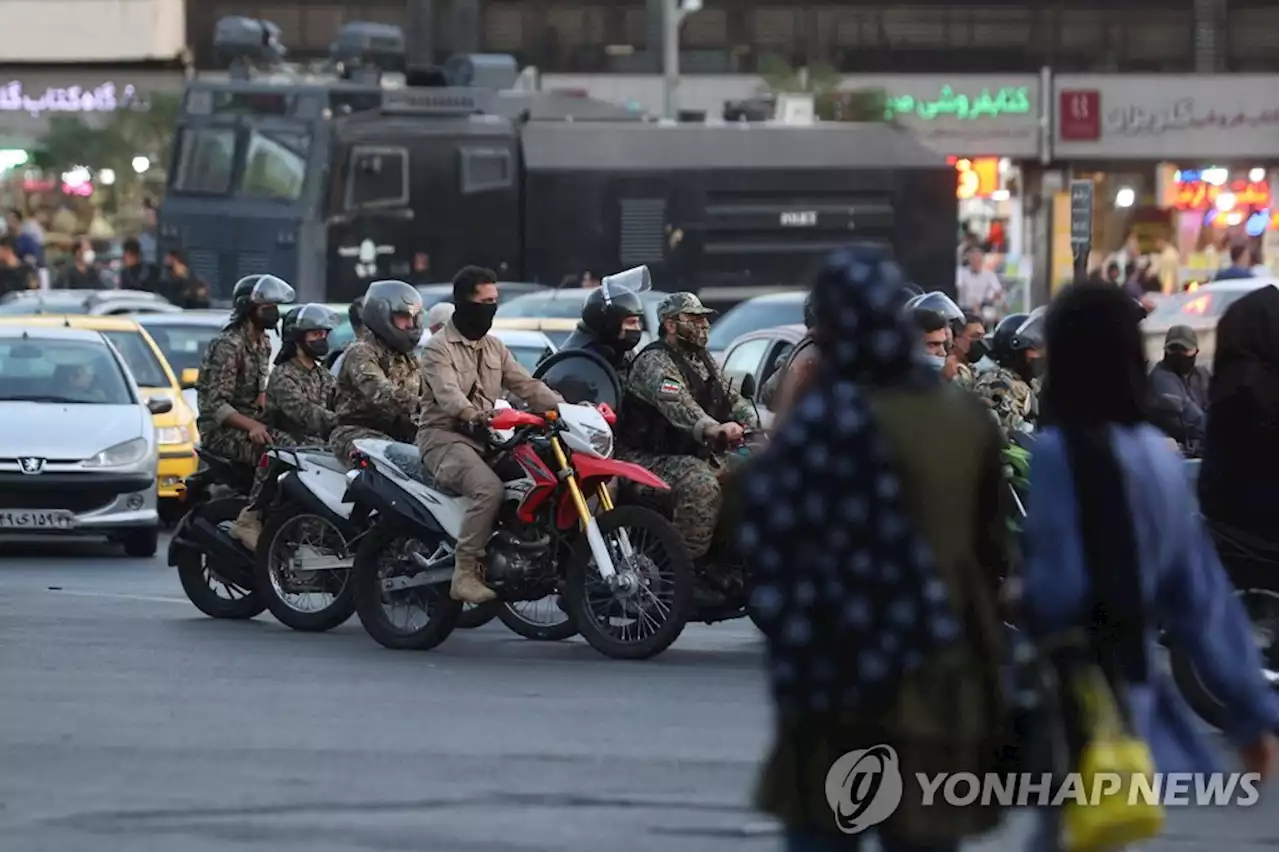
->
[195,273,296,549]
[267,304,340,444]
[329,280,428,463]
[561,271,647,372]
[973,309,1043,435]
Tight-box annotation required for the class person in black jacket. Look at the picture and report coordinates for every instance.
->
[0,234,37,296]
[160,248,210,308]
[561,283,644,372]
[1148,324,1211,451]
[117,237,158,292]
[54,236,106,289]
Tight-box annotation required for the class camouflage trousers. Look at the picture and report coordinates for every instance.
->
[330,425,395,470]
[201,426,289,504]
[621,452,722,559]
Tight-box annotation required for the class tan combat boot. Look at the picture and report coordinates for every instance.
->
[227,506,262,552]
[450,558,497,604]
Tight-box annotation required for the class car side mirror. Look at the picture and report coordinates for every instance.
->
[147,397,174,416]
[739,373,757,401]
[180,368,199,388]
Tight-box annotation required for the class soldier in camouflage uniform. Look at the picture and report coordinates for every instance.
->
[266,304,340,445]
[948,310,988,392]
[615,292,758,608]
[330,280,428,464]
[972,309,1045,436]
[195,274,296,549]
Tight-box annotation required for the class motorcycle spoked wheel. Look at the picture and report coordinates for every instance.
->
[564,505,694,660]
[352,520,461,650]
[176,497,267,620]
[457,602,499,629]
[254,504,357,633]
[497,597,578,642]
[1170,588,1279,731]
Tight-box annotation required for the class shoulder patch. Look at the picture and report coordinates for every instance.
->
[658,378,682,397]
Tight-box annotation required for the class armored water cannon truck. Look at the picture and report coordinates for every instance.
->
[158,17,957,307]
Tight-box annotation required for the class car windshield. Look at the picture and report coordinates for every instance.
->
[0,296,86,315]
[708,297,805,351]
[1145,287,1257,325]
[99,330,172,388]
[139,323,222,374]
[0,338,133,404]
[497,292,589,319]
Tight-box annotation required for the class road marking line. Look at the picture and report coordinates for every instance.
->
[45,590,188,604]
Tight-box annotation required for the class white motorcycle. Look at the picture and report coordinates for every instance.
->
[344,402,695,660]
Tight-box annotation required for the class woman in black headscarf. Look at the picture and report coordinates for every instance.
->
[742,244,1011,852]
[1198,284,1279,545]
[1021,281,1276,851]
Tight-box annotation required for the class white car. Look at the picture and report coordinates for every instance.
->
[1141,278,1277,367]
[0,326,168,556]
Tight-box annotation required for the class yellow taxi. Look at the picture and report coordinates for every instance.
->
[0,315,200,511]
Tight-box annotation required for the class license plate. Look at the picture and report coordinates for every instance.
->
[0,510,76,530]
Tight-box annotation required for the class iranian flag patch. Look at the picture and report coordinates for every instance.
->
[658,379,682,397]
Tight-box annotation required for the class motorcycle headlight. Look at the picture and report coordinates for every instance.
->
[156,425,193,446]
[83,437,150,468]
[586,426,613,458]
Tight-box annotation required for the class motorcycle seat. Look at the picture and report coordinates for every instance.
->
[384,442,460,497]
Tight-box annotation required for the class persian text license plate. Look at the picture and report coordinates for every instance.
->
[0,510,76,530]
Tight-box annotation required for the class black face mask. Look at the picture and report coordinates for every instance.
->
[1018,356,1045,383]
[453,300,497,341]
[616,328,642,353]
[254,305,281,329]
[302,338,330,359]
[1165,351,1197,375]
[966,338,989,364]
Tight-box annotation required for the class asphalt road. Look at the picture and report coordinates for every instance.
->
[0,535,1275,852]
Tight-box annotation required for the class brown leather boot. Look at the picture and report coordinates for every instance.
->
[227,506,262,552]
[449,558,497,604]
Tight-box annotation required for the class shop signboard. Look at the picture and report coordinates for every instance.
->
[540,73,1043,157]
[1052,74,1280,160]
[0,71,185,149]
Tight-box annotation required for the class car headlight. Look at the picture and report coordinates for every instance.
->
[83,437,151,468]
[156,425,193,446]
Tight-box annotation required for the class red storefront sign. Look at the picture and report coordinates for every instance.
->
[1059,90,1101,141]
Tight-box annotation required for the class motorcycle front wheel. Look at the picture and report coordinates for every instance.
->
[352,520,461,651]
[498,597,577,642]
[176,497,266,620]
[1170,588,1279,730]
[458,602,499,629]
[565,505,693,660]
[255,504,356,633]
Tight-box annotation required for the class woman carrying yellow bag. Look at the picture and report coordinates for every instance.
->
[1019,281,1277,852]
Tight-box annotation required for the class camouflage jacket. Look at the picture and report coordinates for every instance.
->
[625,343,759,444]
[266,358,337,442]
[952,360,976,392]
[972,365,1034,435]
[195,323,271,436]
[333,334,427,440]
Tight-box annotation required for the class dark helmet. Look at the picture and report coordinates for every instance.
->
[891,282,924,313]
[906,291,965,326]
[581,286,643,341]
[802,290,816,330]
[362,279,423,354]
[277,303,340,363]
[348,296,365,331]
[1010,306,1046,353]
[987,312,1030,368]
[230,274,295,321]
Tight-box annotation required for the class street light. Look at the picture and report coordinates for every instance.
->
[662,0,703,120]
[132,156,150,175]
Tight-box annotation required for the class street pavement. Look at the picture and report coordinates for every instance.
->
[1,534,1275,852]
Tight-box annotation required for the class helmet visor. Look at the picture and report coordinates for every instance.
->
[909,291,965,323]
[1014,306,1046,350]
[294,303,340,332]
[601,266,652,305]
[250,274,296,305]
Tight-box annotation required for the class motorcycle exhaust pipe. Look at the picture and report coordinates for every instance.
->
[188,516,256,581]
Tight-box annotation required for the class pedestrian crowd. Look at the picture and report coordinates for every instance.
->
[743,244,1278,852]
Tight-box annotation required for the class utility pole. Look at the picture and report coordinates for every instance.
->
[661,0,702,120]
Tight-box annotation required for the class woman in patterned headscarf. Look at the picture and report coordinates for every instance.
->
[741,244,1012,852]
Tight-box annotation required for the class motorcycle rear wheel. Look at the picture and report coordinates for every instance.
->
[498,598,577,641]
[565,505,693,660]
[352,520,461,651]
[255,504,356,633]
[176,497,266,620]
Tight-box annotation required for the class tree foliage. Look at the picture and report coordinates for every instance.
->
[33,91,181,180]
[756,54,887,122]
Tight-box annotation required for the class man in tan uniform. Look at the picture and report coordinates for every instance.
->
[417,266,564,604]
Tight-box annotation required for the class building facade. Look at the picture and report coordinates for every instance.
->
[186,0,1275,74]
